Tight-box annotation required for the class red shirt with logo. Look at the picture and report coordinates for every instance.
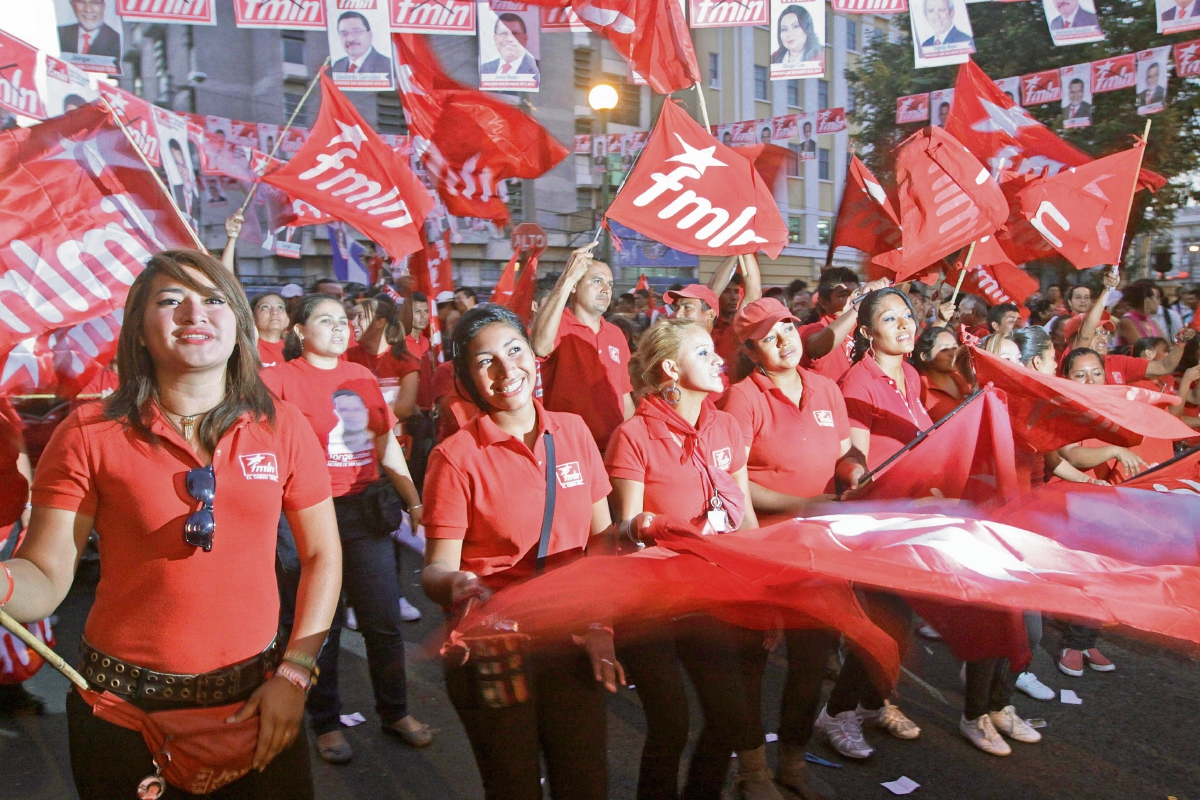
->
[257,339,286,369]
[541,307,632,450]
[1101,354,1149,386]
[920,371,973,422]
[261,358,398,497]
[32,402,330,674]
[423,404,610,592]
[799,314,855,383]
[839,357,933,471]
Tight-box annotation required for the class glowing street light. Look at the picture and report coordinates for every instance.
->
[588,83,618,111]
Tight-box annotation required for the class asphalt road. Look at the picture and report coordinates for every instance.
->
[2,547,1198,800]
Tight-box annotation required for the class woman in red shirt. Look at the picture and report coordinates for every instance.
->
[607,319,778,800]
[422,304,622,800]
[262,294,431,762]
[345,296,421,422]
[912,326,972,423]
[252,291,289,368]
[1,250,342,798]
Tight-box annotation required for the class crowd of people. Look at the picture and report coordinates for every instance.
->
[0,242,1197,800]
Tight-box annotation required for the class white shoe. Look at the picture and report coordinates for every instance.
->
[1015,671,1055,701]
[816,706,873,759]
[399,597,422,622]
[916,623,942,640]
[989,705,1042,744]
[959,714,1011,756]
[344,607,358,631]
[859,700,921,740]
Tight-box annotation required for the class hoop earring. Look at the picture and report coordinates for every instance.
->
[661,382,682,405]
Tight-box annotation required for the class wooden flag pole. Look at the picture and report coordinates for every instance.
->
[1112,118,1153,277]
[947,239,978,307]
[100,98,207,253]
[0,609,89,691]
[693,82,712,129]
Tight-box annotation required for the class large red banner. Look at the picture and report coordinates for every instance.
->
[96,83,162,166]
[232,0,327,27]
[0,31,46,121]
[117,0,217,24]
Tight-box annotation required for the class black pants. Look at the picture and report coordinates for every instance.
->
[444,646,607,800]
[963,659,1015,719]
[620,618,764,800]
[827,591,912,716]
[758,630,840,749]
[1061,623,1098,651]
[66,689,313,800]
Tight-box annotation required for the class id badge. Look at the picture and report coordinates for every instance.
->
[706,508,729,533]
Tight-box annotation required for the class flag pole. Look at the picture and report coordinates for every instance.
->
[947,239,979,306]
[0,609,89,691]
[824,148,857,270]
[1113,118,1153,277]
[693,82,712,129]
[1116,441,1200,484]
[591,134,651,244]
[100,98,207,253]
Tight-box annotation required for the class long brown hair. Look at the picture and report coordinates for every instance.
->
[629,318,701,400]
[356,296,411,360]
[105,249,275,450]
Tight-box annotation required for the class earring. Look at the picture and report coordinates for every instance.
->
[661,381,682,405]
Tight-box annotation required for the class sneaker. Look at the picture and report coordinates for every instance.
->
[988,706,1042,744]
[1015,672,1055,701]
[816,706,873,759]
[960,714,1011,756]
[1083,647,1115,672]
[860,700,920,740]
[399,597,422,622]
[344,607,359,631]
[916,623,942,640]
[1057,648,1084,677]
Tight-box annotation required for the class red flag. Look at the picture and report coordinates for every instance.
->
[393,34,569,222]
[1016,143,1145,270]
[1120,447,1200,495]
[568,0,701,95]
[605,98,787,258]
[0,104,193,360]
[506,254,540,326]
[635,273,650,292]
[0,30,47,120]
[0,312,121,398]
[971,347,1193,453]
[262,73,431,259]
[944,236,1040,313]
[873,126,1008,281]
[992,169,1058,264]
[489,251,520,305]
[732,143,795,189]
[830,153,902,259]
[855,389,1020,506]
[406,219,453,361]
[96,83,162,166]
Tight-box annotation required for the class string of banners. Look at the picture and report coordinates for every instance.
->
[896,38,1200,127]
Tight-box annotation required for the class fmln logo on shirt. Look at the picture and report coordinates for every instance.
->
[556,461,584,488]
[239,453,280,482]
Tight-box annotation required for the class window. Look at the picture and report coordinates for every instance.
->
[818,80,829,110]
[818,148,831,180]
[817,218,831,245]
[787,79,800,107]
[282,31,305,64]
[787,144,801,177]
[612,80,641,127]
[709,52,721,89]
[753,65,768,101]
[283,88,310,127]
[376,92,404,134]
[574,47,593,93]
[788,217,804,244]
[577,187,594,211]
[846,20,859,52]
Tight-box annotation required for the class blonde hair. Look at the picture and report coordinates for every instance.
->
[629,318,702,399]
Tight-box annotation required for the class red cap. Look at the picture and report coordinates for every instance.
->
[1062,311,1114,343]
[732,297,801,343]
[664,284,719,312]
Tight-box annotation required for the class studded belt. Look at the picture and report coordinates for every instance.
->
[79,637,281,706]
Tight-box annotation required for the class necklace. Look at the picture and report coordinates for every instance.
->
[160,401,220,442]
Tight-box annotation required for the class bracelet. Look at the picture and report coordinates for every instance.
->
[409,503,423,510]
[587,623,614,636]
[275,661,314,693]
[282,649,318,672]
[0,563,13,607]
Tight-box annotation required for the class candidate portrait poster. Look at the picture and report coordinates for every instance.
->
[325,0,395,91]
[1042,0,1104,46]
[477,2,540,92]
[716,124,734,147]
[44,54,98,118]
[153,106,200,228]
[796,113,817,159]
[930,88,955,127]
[592,133,607,173]
[1060,62,1093,128]
[909,1,972,69]
[754,118,775,145]
[257,123,280,156]
[1136,46,1171,115]
[769,0,825,80]
[994,75,1022,106]
[1156,0,1200,35]
[55,0,123,75]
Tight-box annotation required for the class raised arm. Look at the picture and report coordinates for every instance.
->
[529,242,597,357]
[1072,270,1119,350]
[222,212,243,273]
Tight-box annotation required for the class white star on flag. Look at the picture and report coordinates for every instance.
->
[328,120,367,150]
[396,64,426,96]
[666,134,726,175]
[104,92,128,116]
[1,337,40,387]
[972,99,1040,138]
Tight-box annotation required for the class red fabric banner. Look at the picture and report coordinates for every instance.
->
[830,153,902,260]
[117,0,216,24]
[0,30,47,120]
[944,236,1040,312]
[732,143,795,188]
[1120,447,1200,495]
[569,0,701,95]
[0,312,121,399]
[232,0,326,28]
[96,83,162,166]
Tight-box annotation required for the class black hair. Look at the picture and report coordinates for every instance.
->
[337,10,370,30]
[1062,347,1103,377]
[1011,326,1053,366]
[851,287,917,363]
[283,294,345,361]
[534,275,558,307]
[1064,284,1092,304]
[249,290,285,313]
[987,302,1020,332]
[1133,336,1168,359]
[410,291,428,305]
[808,267,860,323]
[496,12,527,34]
[313,277,342,291]
[785,279,807,299]
[452,303,531,412]
[912,325,957,372]
[1069,78,1085,90]
[454,287,477,301]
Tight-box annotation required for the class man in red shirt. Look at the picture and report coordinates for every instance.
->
[668,255,762,367]
[531,243,633,451]
[799,269,889,383]
[403,291,432,360]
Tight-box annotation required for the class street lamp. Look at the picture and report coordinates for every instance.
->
[589,83,618,262]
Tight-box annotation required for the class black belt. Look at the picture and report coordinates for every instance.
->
[79,637,281,706]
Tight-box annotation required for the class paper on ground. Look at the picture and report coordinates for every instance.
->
[882,776,921,795]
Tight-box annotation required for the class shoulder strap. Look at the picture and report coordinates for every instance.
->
[535,431,556,574]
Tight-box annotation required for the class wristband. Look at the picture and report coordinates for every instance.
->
[0,562,12,607]
[282,649,318,672]
[587,623,614,636]
[275,661,314,693]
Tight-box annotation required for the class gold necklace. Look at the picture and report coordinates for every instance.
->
[160,402,219,441]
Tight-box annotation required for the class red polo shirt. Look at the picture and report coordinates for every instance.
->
[423,403,609,592]
[257,338,286,369]
[1103,354,1149,386]
[605,398,746,525]
[799,314,855,383]
[406,333,430,361]
[261,358,398,497]
[920,372,974,422]
[541,307,632,450]
[839,357,933,471]
[431,360,477,441]
[32,402,330,674]
[718,370,848,518]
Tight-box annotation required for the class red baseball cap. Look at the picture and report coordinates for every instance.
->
[732,297,801,343]
[664,284,719,311]
[1062,311,1115,343]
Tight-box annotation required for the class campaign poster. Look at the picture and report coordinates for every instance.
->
[1173,39,1200,78]
[628,130,648,154]
[1157,0,1200,35]
[477,2,540,92]
[994,75,1022,106]
[772,113,799,142]
[257,122,280,156]
[233,0,327,28]
[206,115,232,140]
[796,113,817,159]
[1042,0,1104,46]
[716,124,734,146]
[1060,63,1093,128]
[153,106,200,227]
[0,30,47,120]
[730,120,757,146]
[896,92,930,124]
[1091,54,1136,93]
[930,88,955,126]
[54,0,124,74]
[592,133,607,173]
[606,132,626,177]
[279,126,309,159]
[391,0,475,33]
[573,134,591,154]
[769,0,825,80]
[540,4,588,31]
[750,118,773,144]
[97,82,161,165]
[689,0,768,27]
[228,118,260,149]
[1021,68,1061,105]
[325,0,395,91]
[1136,46,1171,114]
[44,54,98,118]
[911,0,975,63]
[116,0,217,24]
[816,107,847,133]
